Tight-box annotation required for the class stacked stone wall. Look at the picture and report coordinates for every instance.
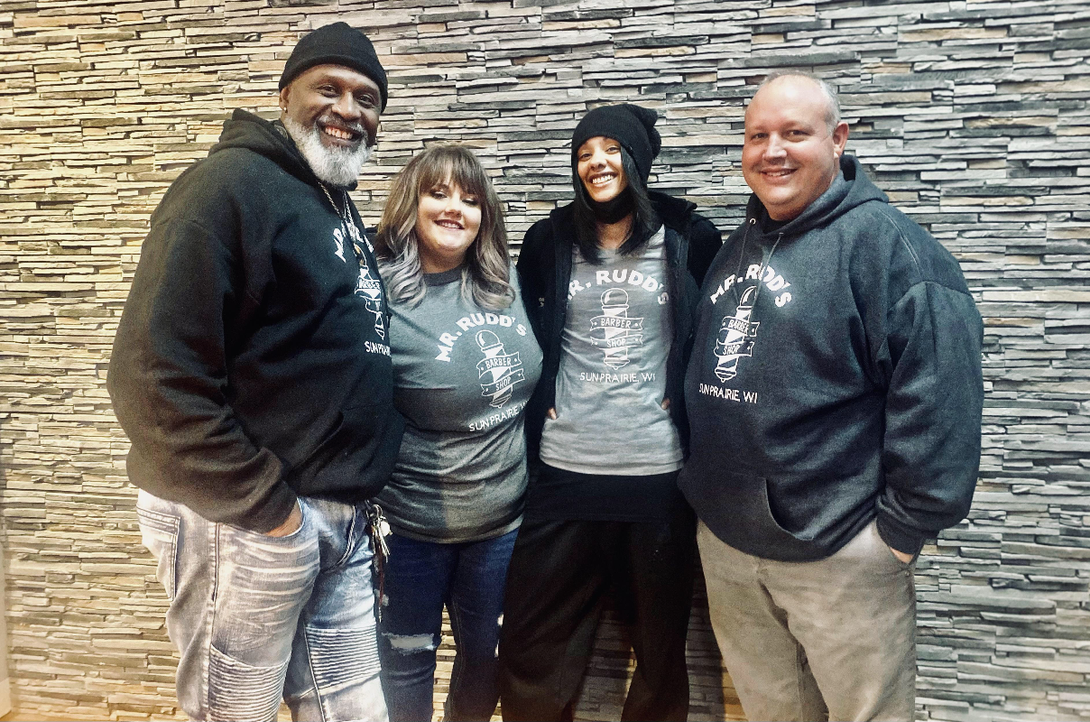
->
[0,0,1088,719]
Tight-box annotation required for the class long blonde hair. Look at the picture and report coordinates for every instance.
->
[375,144,514,311]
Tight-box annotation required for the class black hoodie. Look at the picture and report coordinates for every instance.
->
[108,110,404,533]
[680,155,983,561]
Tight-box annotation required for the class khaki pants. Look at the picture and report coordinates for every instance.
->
[697,519,917,722]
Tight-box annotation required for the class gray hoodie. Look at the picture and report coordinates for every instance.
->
[680,155,983,561]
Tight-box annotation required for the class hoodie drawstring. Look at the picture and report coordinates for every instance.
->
[731,217,784,333]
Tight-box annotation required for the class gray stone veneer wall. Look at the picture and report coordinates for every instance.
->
[1,0,1088,720]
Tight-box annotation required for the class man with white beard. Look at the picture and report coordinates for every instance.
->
[108,23,403,722]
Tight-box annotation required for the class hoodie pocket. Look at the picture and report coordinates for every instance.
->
[288,402,402,496]
[290,411,345,472]
[681,468,828,562]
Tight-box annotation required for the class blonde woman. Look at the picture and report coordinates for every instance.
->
[373,145,542,722]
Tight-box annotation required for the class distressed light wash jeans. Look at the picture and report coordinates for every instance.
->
[697,518,917,722]
[137,490,388,722]
[377,528,518,722]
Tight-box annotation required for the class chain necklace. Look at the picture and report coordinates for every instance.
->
[319,183,354,232]
[317,182,390,340]
[318,182,368,262]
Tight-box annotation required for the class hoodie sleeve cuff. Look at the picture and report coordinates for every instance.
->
[238,481,299,534]
[875,512,925,557]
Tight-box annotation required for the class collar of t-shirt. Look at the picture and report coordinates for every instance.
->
[423,265,464,286]
[595,224,666,261]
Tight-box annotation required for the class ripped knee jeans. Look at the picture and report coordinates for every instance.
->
[137,490,387,722]
[376,528,518,722]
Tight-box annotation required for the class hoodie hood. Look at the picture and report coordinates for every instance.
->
[744,154,887,242]
[649,189,698,230]
[209,109,359,191]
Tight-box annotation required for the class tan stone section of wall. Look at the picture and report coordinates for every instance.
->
[0,0,1088,720]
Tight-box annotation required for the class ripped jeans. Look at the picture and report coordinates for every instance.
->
[137,490,387,722]
[377,528,518,722]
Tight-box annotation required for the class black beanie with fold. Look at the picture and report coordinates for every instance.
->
[571,103,662,183]
[279,22,388,111]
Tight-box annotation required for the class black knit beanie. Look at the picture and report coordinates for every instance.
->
[279,22,388,111]
[571,104,661,183]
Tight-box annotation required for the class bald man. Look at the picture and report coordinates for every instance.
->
[679,72,984,720]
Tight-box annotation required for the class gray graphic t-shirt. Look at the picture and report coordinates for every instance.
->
[539,226,684,475]
[376,265,543,542]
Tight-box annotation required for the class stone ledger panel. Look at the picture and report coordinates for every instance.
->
[0,1,1088,720]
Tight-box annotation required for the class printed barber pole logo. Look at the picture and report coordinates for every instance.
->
[589,288,645,369]
[475,329,525,408]
[355,262,387,340]
[713,285,760,381]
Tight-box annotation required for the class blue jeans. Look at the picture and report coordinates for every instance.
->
[377,529,519,722]
[137,490,387,722]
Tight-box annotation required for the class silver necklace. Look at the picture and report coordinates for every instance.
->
[319,183,352,230]
[318,183,368,259]
[319,183,389,340]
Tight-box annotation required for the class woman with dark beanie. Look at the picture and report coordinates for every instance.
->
[497,104,721,721]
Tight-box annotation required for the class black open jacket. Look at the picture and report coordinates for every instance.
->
[516,190,722,461]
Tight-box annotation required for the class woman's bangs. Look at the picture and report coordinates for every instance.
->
[436,149,490,200]
[416,155,453,195]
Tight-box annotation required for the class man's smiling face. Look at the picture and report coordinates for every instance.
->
[280,63,380,149]
[742,75,849,222]
[279,64,381,186]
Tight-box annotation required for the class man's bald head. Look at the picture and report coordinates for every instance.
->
[751,72,842,135]
[742,72,850,221]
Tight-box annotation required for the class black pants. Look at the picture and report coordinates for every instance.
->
[497,504,696,721]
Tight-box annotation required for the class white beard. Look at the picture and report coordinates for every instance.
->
[283,116,373,187]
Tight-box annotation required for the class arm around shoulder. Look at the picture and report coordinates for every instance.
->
[515,218,554,317]
[686,213,723,287]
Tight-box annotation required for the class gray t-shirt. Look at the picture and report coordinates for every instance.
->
[539,226,684,475]
[376,266,543,543]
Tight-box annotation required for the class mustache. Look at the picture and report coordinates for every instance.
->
[318,115,369,144]
[283,115,373,187]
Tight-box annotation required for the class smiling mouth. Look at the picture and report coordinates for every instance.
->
[319,122,363,144]
[761,168,795,178]
[435,219,464,230]
[589,173,617,186]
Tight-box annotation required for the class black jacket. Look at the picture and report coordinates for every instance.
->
[680,155,983,561]
[108,109,404,533]
[516,190,722,460]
